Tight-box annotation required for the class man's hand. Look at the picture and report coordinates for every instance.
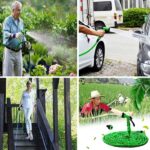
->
[96,30,105,37]
[79,25,105,37]
[16,32,23,39]
[25,41,31,49]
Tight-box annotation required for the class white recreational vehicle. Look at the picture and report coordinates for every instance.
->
[80,0,123,28]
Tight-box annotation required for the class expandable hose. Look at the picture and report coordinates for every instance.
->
[79,26,110,57]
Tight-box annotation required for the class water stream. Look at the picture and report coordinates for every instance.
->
[110,28,150,45]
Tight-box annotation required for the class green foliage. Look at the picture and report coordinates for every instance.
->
[131,78,150,111]
[65,13,77,37]
[123,8,150,27]
[63,63,77,75]
[36,10,54,29]
[30,54,42,66]
[43,55,54,66]
[21,6,38,30]
[49,65,63,76]
[79,82,131,107]
[31,65,46,76]
[0,6,11,23]
[0,45,4,62]
[0,2,77,76]
[32,43,48,56]
[53,65,63,76]
[53,13,77,37]
[3,134,8,150]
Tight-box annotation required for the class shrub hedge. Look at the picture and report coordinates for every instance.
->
[123,8,150,27]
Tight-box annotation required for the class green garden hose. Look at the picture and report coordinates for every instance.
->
[79,26,110,57]
[103,114,149,147]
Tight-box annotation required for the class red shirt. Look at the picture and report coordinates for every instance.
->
[81,102,111,115]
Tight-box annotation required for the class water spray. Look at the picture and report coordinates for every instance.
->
[110,28,150,45]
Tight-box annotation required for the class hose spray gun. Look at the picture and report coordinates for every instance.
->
[102,26,110,32]
[122,113,135,137]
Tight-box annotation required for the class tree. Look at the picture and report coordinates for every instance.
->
[131,78,150,111]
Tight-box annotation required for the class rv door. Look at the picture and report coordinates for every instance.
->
[80,0,94,26]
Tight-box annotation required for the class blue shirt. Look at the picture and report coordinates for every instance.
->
[3,15,25,48]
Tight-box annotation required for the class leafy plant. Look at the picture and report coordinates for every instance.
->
[43,55,54,66]
[0,46,4,62]
[131,78,150,110]
[32,43,48,56]
[31,65,46,76]
[49,65,63,76]
[30,54,42,66]
[124,8,150,27]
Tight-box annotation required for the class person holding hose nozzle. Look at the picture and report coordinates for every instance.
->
[19,80,35,141]
[2,1,30,76]
[81,90,133,119]
[79,21,105,37]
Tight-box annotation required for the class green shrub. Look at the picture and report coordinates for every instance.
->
[30,54,42,66]
[0,6,11,23]
[43,55,54,66]
[65,13,77,37]
[49,65,63,76]
[21,6,37,30]
[124,8,150,27]
[31,65,46,76]
[32,43,48,56]
[0,46,4,62]
[53,13,76,37]
[36,11,54,29]
[23,54,29,70]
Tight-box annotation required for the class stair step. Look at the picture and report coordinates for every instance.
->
[14,141,39,147]
[13,129,26,135]
[15,146,42,150]
[14,134,26,140]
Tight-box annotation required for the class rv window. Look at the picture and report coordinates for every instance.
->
[93,1,112,11]
[115,0,122,11]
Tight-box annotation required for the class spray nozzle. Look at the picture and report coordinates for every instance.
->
[21,29,28,36]
[122,113,135,126]
[102,26,110,32]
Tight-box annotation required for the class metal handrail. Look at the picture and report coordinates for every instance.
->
[0,94,4,150]
[7,98,15,150]
[37,99,56,150]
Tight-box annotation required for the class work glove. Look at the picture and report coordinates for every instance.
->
[16,32,23,39]
[25,41,31,50]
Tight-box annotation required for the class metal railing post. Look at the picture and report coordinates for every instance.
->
[64,79,72,150]
[0,94,4,150]
[7,98,15,150]
[53,78,59,150]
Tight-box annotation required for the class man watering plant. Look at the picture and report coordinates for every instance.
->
[81,90,133,118]
[2,1,28,76]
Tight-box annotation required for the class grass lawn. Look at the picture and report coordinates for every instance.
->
[79,82,150,124]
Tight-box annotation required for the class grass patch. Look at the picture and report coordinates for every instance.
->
[79,82,132,107]
[79,82,150,124]
[3,134,8,150]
